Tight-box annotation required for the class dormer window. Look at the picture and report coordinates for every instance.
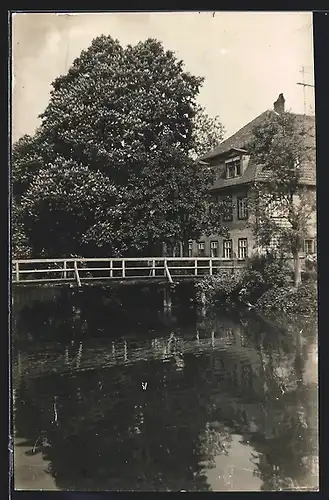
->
[225,157,242,179]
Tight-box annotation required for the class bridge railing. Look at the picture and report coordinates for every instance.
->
[12,257,246,285]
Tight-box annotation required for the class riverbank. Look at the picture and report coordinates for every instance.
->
[194,253,317,316]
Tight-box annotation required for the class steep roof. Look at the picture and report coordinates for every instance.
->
[201,110,270,161]
[202,110,316,189]
[211,158,260,190]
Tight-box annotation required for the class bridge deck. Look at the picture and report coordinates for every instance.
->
[12,257,246,287]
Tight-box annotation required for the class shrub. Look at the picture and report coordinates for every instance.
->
[195,251,315,312]
[255,282,317,315]
[195,269,244,307]
[248,251,291,286]
[239,252,291,303]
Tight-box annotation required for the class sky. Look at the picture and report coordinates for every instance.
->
[11,11,315,144]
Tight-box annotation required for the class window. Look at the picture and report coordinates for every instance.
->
[188,241,193,257]
[222,195,233,221]
[237,196,248,220]
[225,158,242,179]
[210,241,218,258]
[197,241,205,257]
[304,239,315,255]
[238,238,248,259]
[223,240,233,259]
[226,163,235,179]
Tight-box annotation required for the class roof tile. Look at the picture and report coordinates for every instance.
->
[202,111,316,189]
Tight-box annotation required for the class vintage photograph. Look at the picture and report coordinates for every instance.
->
[11,11,318,492]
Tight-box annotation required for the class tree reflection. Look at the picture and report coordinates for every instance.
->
[12,289,317,491]
[236,312,318,491]
[199,422,233,469]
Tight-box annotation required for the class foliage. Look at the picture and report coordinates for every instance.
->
[12,133,46,200]
[248,111,316,286]
[190,105,225,159]
[12,35,225,258]
[11,198,32,259]
[255,282,317,315]
[20,159,123,257]
[194,251,316,313]
[240,252,291,302]
[199,422,232,469]
[194,270,245,307]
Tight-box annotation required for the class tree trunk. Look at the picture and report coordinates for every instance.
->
[293,250,302,287]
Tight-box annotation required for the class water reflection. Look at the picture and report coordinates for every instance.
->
[12,287,318,491]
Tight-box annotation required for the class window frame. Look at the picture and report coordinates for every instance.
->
[223,239,233,259]
[226,163,235,179]
[210,240,219,258]
[304,238,315,255]
[188,241,193,257]
[235,160,241,177]
[225,157,242,179]
[238,238,248,259]
[197,241,206,257]
[237,196,248,220]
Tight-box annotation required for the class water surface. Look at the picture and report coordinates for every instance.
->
[11,286,318,491]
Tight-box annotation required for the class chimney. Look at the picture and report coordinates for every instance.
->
[273,93,285,114]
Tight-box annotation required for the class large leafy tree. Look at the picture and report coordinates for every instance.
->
[13,36,225,258]
[248,111,316,286]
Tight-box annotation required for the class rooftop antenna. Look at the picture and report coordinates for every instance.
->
[297,66,315,115]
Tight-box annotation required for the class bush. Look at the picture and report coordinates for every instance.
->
[248,252,291,286]
[195,251,316,313]
[195,269,244,307]
[255,282,317,315]
[239,252,291,303]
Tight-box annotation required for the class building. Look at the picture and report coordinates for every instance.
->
[188,94,316,261]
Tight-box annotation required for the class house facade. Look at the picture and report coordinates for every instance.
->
[188,94,316,261]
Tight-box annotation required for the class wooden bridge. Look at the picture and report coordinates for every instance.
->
[12,257,246,287]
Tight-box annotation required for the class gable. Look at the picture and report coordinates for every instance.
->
[201,111,270,161]
[203,111,316,189]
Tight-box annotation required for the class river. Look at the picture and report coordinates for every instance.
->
[11,285,318,492]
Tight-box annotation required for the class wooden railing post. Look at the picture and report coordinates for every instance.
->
[209,258,213,276]
[15,262,19,282]
[194,259,198,276]
[74,260,82,287]
[63,260,67,279]
[110,260,113,278]
[164,259,173,284]
[152,259,156,277]
[122,260,125,278]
